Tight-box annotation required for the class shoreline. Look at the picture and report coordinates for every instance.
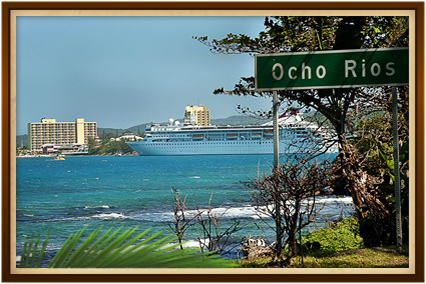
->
[16,152,138,158]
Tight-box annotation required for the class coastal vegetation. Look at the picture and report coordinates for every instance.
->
[236,216,408,268]
[301,216,364,256]
[19,215,408,269]
[243,155,338,265]
[87,137,134,156]
[194,15,410,265]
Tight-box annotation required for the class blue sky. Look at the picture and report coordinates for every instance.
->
[16,16,273,135]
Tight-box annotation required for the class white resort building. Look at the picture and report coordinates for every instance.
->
[28,118,97,154]
[111,131,143,142]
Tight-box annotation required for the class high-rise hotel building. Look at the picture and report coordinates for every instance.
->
[184,105,210,126]
[28,118,97,152]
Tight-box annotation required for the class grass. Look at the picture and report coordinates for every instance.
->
[290,248,409,268]
[236,247,409,268]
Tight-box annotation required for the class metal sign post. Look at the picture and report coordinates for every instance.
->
[273,91,279,169]
[392,86,403,252]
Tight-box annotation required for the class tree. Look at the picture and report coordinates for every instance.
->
[243,156,337,266]
[90,138,134,155]
[193,194,245,255]
[163,188,201,250]
[87,137,99,155]
[194,16,409,247]
[164,190,245,256]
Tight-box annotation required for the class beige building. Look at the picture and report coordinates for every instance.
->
[184,105,210,126]
[28,118,97,152]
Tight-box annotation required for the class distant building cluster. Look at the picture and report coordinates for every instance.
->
[110,131,143,142]
[184,105,210,126]
[28,118,97,154]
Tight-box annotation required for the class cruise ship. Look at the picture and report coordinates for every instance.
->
[125,113,337,156]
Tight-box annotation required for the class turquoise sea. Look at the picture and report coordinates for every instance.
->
[16,154,354,266]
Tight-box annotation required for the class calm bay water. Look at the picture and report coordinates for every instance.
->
[16,154,354,265]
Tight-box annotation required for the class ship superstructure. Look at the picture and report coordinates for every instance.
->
[126,114,337,156]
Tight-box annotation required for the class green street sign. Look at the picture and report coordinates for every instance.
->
[255,48,408,91]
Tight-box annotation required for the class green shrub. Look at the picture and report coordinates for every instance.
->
[301,216,364,256]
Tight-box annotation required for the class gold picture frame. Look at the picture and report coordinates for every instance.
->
[2,1,424,282]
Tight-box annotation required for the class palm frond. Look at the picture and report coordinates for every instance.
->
[18,232,49,268]
[19,226,238,268]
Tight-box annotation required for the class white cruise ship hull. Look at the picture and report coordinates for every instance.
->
[127,140,291,156]
[126,135,336,156]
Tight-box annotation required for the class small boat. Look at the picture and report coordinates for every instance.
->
[53,156,65,161]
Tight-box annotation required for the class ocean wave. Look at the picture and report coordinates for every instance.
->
[84,205,110,209]
[27,198,354,224]
[129,212,172,222]
[180,239,203,248]
[92,213,129,219]
[39,212,131,222]
[127,198,354,223]
[129,206,267,222]
[184,199,353,220]
[26,201,354,227]
[315,196,353,204]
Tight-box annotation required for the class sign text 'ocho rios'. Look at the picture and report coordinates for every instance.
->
[255,48,408,91]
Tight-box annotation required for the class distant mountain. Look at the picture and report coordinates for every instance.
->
[97,127,142,136]
[211,115,266,126]
[98,123,157,136]
[16,134,28,146]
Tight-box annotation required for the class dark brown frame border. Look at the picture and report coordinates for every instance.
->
[2,2,424,282]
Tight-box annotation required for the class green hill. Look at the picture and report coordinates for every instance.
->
[16,134,28,147]
[211,115,266,126]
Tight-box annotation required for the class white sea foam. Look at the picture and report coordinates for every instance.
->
[48,212,131,222]
[181,239,203,249]
[184,206,268,219]
[315,196,353,204]
[84,205,110,209]
[130,212,173,222]
[130,206,270,222]
[92,213,128,219]
[133,198,354,222]
[62,197,353,224]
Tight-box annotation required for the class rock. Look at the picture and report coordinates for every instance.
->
[240,237,274,260]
